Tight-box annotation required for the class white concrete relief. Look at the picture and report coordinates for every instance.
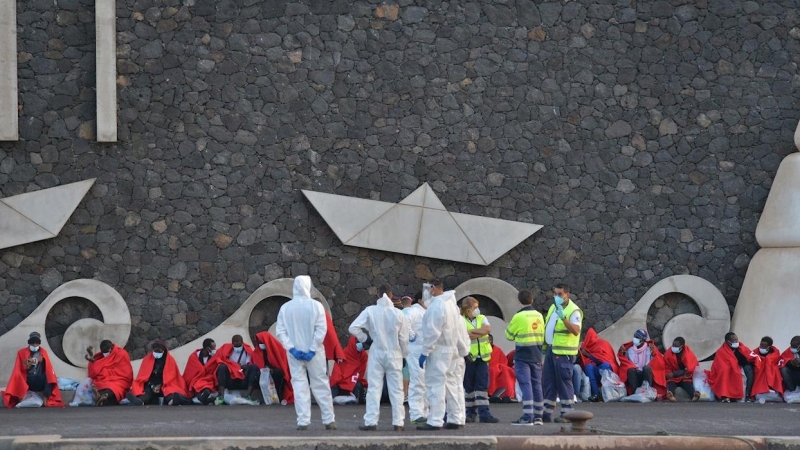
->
[0,179,96,250]
[0,0,18,141]
[95,0,117,142]
[303,183,543,266]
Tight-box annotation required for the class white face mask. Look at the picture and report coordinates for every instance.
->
[633,338,642,347]
[259,344,266,350]
[153,351,164,359]
[792,348,799,354]
[102,352,110,358]
[473,307,481,317]
[729,342,740,349]
[233,346,243,353]
[759,348,769,355]
[209,349,217,356]
[29,345,40,353]
[671,346,682,354]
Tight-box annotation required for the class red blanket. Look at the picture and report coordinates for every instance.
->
[88,346,133,401]
[616,340,666,396]
[488,345,516,399]
[506,350,515,368]
[707,343,754,399]
[779,347,799,369]
[190,343,255,393]
[253,331,294,404]
[578,328,619,372]
[3,347,64,408]
[751,346,784,396]
[330,336,368,391]
[324,314,346,362]
[182,349,212,395]
[132,352,188,397]
[663,345,698,384]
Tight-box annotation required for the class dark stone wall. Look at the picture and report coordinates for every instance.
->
[1,0,799,358]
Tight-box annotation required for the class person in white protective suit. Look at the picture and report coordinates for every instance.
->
[417,278,471,431]
[275,276,337,430]
[405,289,429,425]
[349,284,410,431]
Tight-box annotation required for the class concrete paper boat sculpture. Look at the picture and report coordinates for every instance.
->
[303,183,543,265]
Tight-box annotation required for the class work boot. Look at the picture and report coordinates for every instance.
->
[480,416,499,423]
[325,422,338,430]
[553,416,568,423]
[297,425,308,431]
[443,423,464,430]
[667,392,676,402]
[589,394,601,403]
[358,425,377,431]
[411,417,428,424]
[465,415,477,423]
[393,426,404,432]
[126,392,144,406]
[416,424,441,431]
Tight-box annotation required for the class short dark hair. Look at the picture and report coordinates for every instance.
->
[378,284,393,297]
[430,278,443,288]
[761,336,773,346]
[518,290,533,305]
[553,283,570,293]
[413,291,422,304]
[792,336,800,347]
[203,338,215,349]
[232,334,243,343]
[673,337,685,346]
[100,340,113,352]
[725,332,736,342]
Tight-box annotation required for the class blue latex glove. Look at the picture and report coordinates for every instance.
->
[289,348,304,360]
[556,305,566,320]
[303,350,316,361]
[409,334,417,343]
[418,354,427,368]
[356,343,364,352]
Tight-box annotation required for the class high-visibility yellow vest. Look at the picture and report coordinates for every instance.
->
[465,315,492,362]
[504,307,545,346]
[545,301,582,355]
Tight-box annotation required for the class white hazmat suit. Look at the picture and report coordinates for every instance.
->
[421,290,470,428]
[405,301,429,421]
[276,276,335,427]
[349,294,410,427]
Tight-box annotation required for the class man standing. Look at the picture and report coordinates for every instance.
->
[405,290,429,424]
[349,284,410,431]
[86,340,133,406]
[417,279,470,431]
[506,290,545,425]
[542,283,582,422]
[276,275,336,430]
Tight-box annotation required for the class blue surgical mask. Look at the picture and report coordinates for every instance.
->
[153,351,164,359]
[759,348,769,355]
[633,338,642,347]
[29,345,40,353]
[356,343,364,352]
[729,342,739,349]
[792,348,799,354]
[554,296,564,307]
[259,344,266,350]
[671,346,682,354]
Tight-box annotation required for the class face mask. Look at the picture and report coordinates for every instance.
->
[473,308,481,317]
[422,283,432,303]
[759,348,769,355]
[153,351,164,359]
[792,348,799,354]
[356,342,364,352]
[633,338,642,347]
[259,344,266,350]
[233,346,243,353]
[729,342,739,349]
[671,346,682,354]
[209,349,217,356]
[554,296,564,307]
[29,345,40,353]
[102,352,110,358]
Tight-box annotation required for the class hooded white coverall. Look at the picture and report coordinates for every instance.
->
[349,294,410,427]
[276,276,335,426]
[421,290,470,427]
[405,302,429,421]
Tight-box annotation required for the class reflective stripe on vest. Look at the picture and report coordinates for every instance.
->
[505,309,544,346]
[545,301,582,355]
[465,315,492,361]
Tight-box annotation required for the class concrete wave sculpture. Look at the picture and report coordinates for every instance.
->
[303,183,543,265]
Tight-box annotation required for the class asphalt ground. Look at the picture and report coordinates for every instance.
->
[0,401,798,438]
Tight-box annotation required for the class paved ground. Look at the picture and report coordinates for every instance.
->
[0,402,798,438]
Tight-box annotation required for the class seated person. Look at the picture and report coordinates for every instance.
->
[195,335,259,405]
[708,332,755,402]
[330,336,368,403]
[487,334,516,401]
[3,332,64,408]
[579,328,618,402]
[127,340,190,406]
[751,336,783,400]
[182,338,217,404]
[253,330,292,404]
[663,337,700,402]
[86,340,133,406]
[779,336,800,392]
[617,329,666,396]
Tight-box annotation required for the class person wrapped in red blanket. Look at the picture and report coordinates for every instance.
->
[779,336,800,392]
[253,330,293,404]
[86,340,133,406]
[663,337,700,402]
[190,335,260,405]
[126,340,190,406]
[182,338,217,404]
[3,332,64,408]
[616,329,666,397]
[330,336,368,403]
[578,328,619,402]
[487,335,515,401]
[707,332,755,402]
[750,336,784,400]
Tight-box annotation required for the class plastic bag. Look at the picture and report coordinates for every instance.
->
[58,377,79,391]
[259,368,279,406]
[333,394,357,405]
[755,390,783,403]
[515,380,522,402]
[223,389,259,406]
[580,371,591,401]
[16,391,44,408]
[600,369,626,402]
[693,370,715,402]
[784,388,800,404]
[70,378,95,406]
[620,381,657,403]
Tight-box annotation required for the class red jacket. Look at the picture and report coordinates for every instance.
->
[3,347,64,408]
[751,346,784,396]
[707,342,754,399]
[663,345,699,384]
[131,351,188,397]
[252,331,294,404]
[88,346,133,401]
[330,336,368,391]
[617,340,666,396]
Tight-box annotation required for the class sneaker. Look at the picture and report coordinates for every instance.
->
[542,415,552,423]
[465,415,477,423]
[692,392,701,402]
[589,394,601,403]
[721,398,731,403]
[667,392,676,403]
[443,423,464,430]
[214,397,225,406]
[297,425,308,431]
[416,424,441,431]
[325,422,337,430]
[511,417,533,426]
[358,425,377,431]
[411,417,428,424]
[533,418,544,426]
[554,416,568,423]
[126,392,144,406]
[480,416,499,423]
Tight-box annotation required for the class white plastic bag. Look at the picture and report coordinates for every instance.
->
[580,371,591,401]
[70,378,95,406]
[784,387,800,404]
[259,368,279,406]
[58,377,79,391]
[692,370,715,402]
[600,369,626,402]
[333,394,357,405]
[16,391,44,408]
[755,390,783,403]
[620,381,657,403]
[223,389,259,405]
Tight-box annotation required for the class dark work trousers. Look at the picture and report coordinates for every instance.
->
[464,358,493,420]
[626,365,654,393]
[515,359,544,421]
[782,365,800,392]
[217,364,260,391]
[667,380,695,397]
[542,348,575,419]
